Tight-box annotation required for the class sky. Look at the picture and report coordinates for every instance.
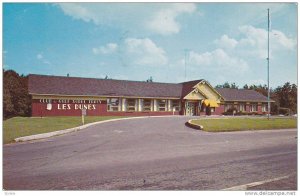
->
[3,2,297,88]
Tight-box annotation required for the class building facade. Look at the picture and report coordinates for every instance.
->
[29,74,271,117]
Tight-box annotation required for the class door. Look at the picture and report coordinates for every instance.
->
[186,102,195,116]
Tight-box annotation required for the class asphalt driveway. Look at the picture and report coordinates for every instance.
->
[3,116,297,190]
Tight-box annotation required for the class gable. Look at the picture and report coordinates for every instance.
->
[183,80,223,101]
[196,82,222,101]
[183,89,206,100]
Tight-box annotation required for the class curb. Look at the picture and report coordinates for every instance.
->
[14,115,183,143]
[185,119,204,130]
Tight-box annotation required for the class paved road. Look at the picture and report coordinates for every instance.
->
[3,116,297,190]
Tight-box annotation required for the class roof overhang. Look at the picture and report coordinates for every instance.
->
[30,93,181,100]
[221,99,275,103]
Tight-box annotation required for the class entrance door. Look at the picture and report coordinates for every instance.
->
[186,102,195,116]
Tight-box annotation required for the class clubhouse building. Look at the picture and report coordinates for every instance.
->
[29,74,271,117]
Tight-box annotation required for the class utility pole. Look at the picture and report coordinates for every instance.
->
[267,8,270,120]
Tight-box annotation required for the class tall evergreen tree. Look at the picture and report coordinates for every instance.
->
[3,70,31,119]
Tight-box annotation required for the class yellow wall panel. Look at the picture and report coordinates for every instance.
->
[197,84,221,101]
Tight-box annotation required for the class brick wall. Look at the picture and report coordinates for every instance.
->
[213,104,225,115]
[31,100,180,117]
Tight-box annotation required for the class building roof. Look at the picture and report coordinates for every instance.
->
[28,74,269,102]
[28,74,183,98]
[180,80,204,98]
[216,88,269,102]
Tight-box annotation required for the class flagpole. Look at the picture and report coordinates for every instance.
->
[267,8,270,120]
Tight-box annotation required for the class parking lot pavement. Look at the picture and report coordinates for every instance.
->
[3,116,297,190]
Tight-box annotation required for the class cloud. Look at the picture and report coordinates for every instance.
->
[58,3,95,23]
[124,38,168,66]
[214,35,238,50]
[57,3,198,35]
[237,25,296,59]
[188,49,248,73]
[271,29,296,50]
[93,43,118,55]
[146,3,197,35]
[206,24,296,86]
[36,53,52,65]
[93,38,168,67]
[214,25,296,60]
[37,53,43,60]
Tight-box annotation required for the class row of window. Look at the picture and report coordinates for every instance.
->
[224,103,268,112]
[107,98,181,112]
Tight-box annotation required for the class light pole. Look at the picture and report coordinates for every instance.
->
[184,49,189,82]
[267,8,270,120]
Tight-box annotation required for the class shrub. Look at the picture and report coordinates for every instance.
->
[236,111,249,115]
[222,107,246,116]
[225,107,237,115]
[278,107,290,115]
[222,111,231,115]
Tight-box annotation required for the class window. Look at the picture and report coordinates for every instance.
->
[211,107,215,112]
[262,104,268,112]
[250,104,258,112]
[107,98,119,111]
[127,99,136,111]
[201,106,206,112]
[142,99,151,111]
[171,100,180,111]
[239,104,246,112]
[225,104,233,112]
[158,99,167,111]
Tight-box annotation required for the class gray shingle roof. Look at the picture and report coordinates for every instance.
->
[180,80,204,98]
[28,74,183,98]
[28,74,270,102]
[216,88,269,102]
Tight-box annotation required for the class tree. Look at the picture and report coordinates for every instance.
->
[243,84,249,89]
[250,84,268,97]
[3,88,14,116]
[240,82,297,115]
[290,84,297,113]
[230,83,239,89]
[273,82,297,114]
[3,70,31,119]
[146,76,153,83]
[215,82,238,89]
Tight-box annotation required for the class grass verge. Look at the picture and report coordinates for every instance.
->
[3,116,127,144]
[190,117,297,132]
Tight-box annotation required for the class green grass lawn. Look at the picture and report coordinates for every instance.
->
[190,117,297,132]
[3,116,128,144]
